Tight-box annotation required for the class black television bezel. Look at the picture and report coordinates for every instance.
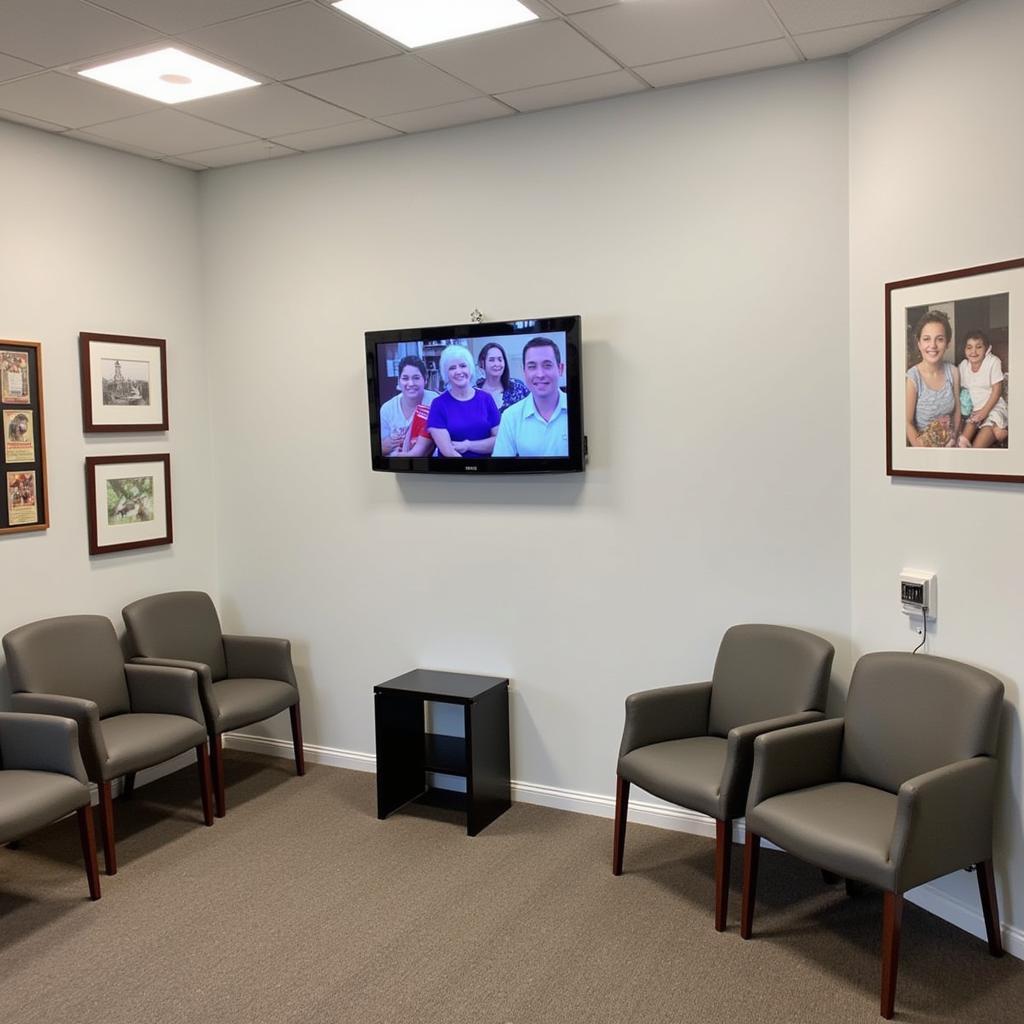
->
[366,315,584,475]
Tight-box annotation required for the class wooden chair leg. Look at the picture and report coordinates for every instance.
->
[612,775,629,876]
[880,891,903,1020]
[122,771,136,799]
[976,860,1004,957]
[211,734,226,818]
[98,780,117,876]
[76,805,101,900]
[714,818,732,931]
[196,743,214,826]
[289,703,306,776]
[740,830,760,939]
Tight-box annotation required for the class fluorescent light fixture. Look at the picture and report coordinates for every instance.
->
[334,0,537,48]
[79,48,259,104]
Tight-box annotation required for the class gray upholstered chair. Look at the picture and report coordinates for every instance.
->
[3,615,213,876]
[741,651,1004,1019]
[122,591,304,819]
[0,712,100,900]
[614,623,834,930]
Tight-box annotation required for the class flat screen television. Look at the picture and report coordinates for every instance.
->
[366,315,584,474]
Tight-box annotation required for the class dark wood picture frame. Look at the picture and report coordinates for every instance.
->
[886,256,1022,483]
[79,332,169,432]
[85,453,172,555]
[1,339,49,535]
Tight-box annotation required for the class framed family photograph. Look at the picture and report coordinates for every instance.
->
[79,332,168,432]
[1,340,49,535]
[85,453,172,555]
[886,257,1022,483]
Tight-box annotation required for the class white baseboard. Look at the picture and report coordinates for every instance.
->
[146,732,1023,961]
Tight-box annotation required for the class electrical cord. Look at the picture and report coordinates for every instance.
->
[912,608,928,653]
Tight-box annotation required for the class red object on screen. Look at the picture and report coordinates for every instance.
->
[408,404,430,440]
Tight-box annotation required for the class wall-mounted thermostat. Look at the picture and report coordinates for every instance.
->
[900,570,936,620]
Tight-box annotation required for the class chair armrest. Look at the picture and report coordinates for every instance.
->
[124,663,205,725]
[746,718,845,811]
[890,756,999,891]
[0,713,88,782]
[618,681,712,758]
[9,692,108,780]
[223,635,297,686]
[719,711,824,817]
[129,657,218,721]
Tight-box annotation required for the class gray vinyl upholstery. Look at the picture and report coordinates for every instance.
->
[745,652,1004,893]
[617,625,834,822]
[123,591,229,680]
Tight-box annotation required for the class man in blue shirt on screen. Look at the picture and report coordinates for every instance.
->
[493,337,570,457]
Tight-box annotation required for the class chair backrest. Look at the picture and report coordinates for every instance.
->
[707,624,834,736]
[841,652,1003,794]
[2,615,130,718]
[122,591,228,681]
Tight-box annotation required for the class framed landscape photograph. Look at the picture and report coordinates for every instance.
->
[1,340,49,535]
[79,332,168,432]
[886,257,1021,483]
[85,453,172,554]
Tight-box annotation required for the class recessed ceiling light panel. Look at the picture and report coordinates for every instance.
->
[79,48,259,104]
[334,0,537,48]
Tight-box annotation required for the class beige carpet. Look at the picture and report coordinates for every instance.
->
[2,752,1021,1023]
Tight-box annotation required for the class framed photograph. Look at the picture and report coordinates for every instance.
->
[1,340,49,535]
[887,257,1021,482]
[79,332,168,432]
[85,454,172,555]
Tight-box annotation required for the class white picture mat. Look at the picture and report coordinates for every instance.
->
[89,340,163,426]
[92,459,168,547]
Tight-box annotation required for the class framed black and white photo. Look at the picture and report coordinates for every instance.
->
[79,332,168,432]
[85,453,172,554]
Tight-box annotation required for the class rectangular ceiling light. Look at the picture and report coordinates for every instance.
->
[79,48,259,104]
[334,0,537,48]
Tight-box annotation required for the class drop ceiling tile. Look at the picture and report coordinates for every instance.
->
[420,19,618,95]
[794,16,921,60]
[163,156,210,170]
[497,68,645,112]
[546,1,618,13]
[770,0,946,35]
[180,83,360,137]
[0,71,157,129]
[271,119,399,150]
[291,55,479,117]
[0,0,161,68]
[571,0,782,67]
[377,97,513,133]
[81,108,255,154]
[635,38,798,89]
[0,52,41,83]
[181,1,400,81]
[89,1,291,35]
[177,139,296,166]
[0,107,67,132]
[65,129,165,159]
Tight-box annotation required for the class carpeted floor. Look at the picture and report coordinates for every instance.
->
[1,752,1022,1023]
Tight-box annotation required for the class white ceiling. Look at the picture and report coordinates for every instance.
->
[0,0,959,169]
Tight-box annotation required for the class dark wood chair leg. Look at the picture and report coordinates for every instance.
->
[196,743,214,826]
[612,775,629,876]
[122,771,136,799]
[880,891,903,1020]
[821,868,841,885]
[740,830,760,939]
[976,860,1004,957]
[714,818,732,931]
[76,805,101,900]
[211,734,226,818]
[98,780,117,876]
[289,703,306,776]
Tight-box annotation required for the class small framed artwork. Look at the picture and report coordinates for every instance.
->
[85,454,172,555]
[79,332,168,432]
[1,340,49,535]
[886,257,1022,483]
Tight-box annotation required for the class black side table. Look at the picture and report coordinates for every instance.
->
[374,670,510,836]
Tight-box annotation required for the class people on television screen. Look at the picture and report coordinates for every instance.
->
[427,344,500,457]
[493,337,569,457]
[476,341,528,414]
[379,355,438,456]
[905,310,961,448]
[957,330,1009,449]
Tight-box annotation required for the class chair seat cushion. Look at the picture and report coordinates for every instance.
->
[100,713,207,778]
[0,770,89,845]
[618,736,727,819]
[211,677,298,734]
[746,781,899,891]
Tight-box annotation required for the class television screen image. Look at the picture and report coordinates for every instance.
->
[365,316,584,475]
